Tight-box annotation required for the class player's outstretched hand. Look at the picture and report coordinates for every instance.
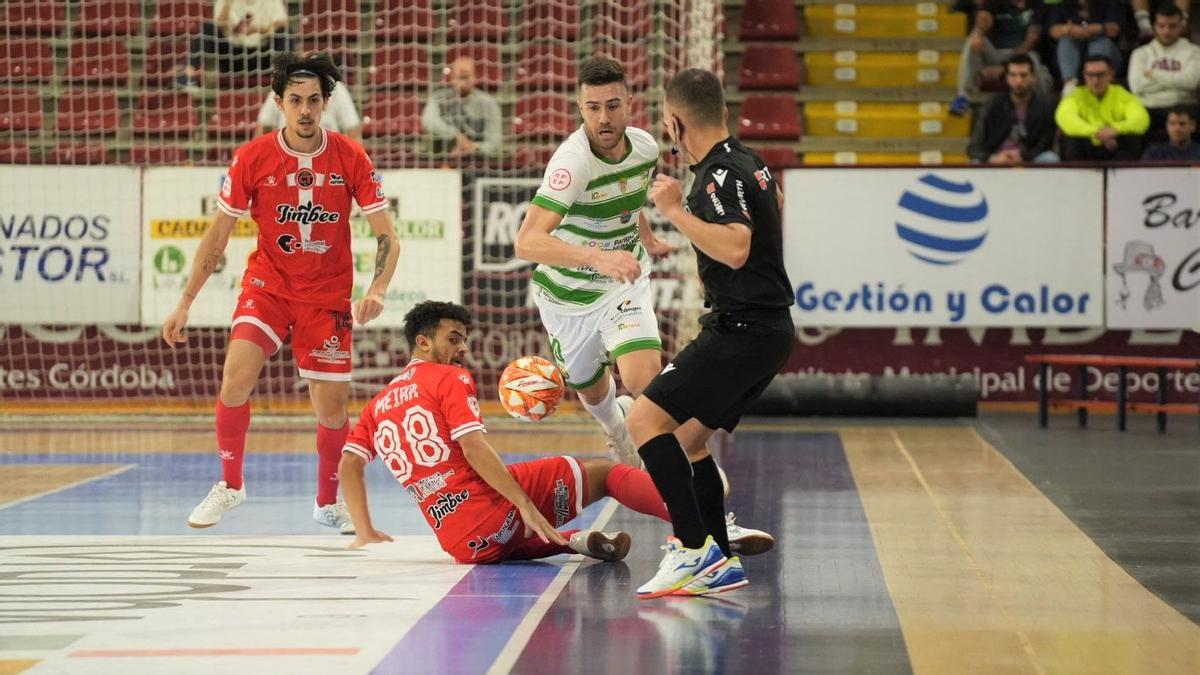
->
[518,501,567,546]
[643,234,678,260]
[593,250,641,284]
[348,528,394,550]
[648,173,684,217]
[162,307,189,347]
[354,293,385,326]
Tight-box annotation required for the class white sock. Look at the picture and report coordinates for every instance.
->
[580,377,625,438]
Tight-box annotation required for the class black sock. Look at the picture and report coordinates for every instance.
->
[691,455,730,557]
[638,433,707,549]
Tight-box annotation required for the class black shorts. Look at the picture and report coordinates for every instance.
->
[643,312,795,433]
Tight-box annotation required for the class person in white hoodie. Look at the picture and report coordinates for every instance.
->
[1129,3,1200,139]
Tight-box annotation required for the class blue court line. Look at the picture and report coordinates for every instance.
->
[370,498,608,674]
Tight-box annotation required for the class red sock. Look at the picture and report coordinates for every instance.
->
[215,401,251,490]
[316,422,348,506]
[605,464,670,522]
[505,529,578,560]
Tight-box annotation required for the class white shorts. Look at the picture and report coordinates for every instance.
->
[534,278,662,389]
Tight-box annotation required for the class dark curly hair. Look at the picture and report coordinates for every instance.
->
[270,52,342,98]
[403,301,472,350]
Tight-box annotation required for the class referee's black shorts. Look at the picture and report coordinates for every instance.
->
[643,311,795,433]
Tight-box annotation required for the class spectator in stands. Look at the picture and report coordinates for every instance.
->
[177,0,291,94]
[1056,55,1150,159]
[1132,0,1190,39]
[968,55,1060,162]
[1046,0,1123,92]
[421,57,502,159]
[1129,4,1200,138]
[255,83,362,142]
[1142,106,1200,159]
[951,0,1051,116]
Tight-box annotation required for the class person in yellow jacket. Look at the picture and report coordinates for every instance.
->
[1055,55,1151,160]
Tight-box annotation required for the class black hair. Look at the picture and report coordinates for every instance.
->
[664,68,726,127]
[1004,53,1035,72]
[578,56,626,88]
[403,301,472,350]
[1154,3,1183,20]
[1083,54,1113,70]
[270,52,342,98]
[1166,106,1197,122]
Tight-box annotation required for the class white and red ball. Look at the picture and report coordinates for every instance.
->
[498,356,565,422]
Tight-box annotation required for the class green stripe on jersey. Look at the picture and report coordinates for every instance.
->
[584,159,658,191]
[532,269,605,305]
[557,221,638,240]
[531,194,569,216]
[566,188,648,220]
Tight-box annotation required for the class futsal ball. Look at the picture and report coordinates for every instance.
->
[498,356,565,422]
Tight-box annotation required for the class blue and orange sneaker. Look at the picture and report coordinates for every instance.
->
[637,535,726,600]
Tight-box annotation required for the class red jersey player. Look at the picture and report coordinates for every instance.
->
[162,53,400,532]
[339,301,774,578]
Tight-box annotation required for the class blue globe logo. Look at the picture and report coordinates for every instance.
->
[895,174,989,265]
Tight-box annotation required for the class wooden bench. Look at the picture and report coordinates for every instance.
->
[1024,355,1200,432]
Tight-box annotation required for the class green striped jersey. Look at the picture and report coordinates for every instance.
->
[529,125,659,308]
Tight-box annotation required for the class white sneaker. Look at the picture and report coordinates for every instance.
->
[674,555,749,596]
[569,530,631,562]
[636,535,726,600]
[606,394,642,468]
[187,481,246,528]
[726,512,774,556]
[313,500,355,534]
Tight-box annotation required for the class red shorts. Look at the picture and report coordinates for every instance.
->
[446,456,586,563]
[229,286,353,381]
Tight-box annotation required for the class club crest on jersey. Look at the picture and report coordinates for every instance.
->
[427,489,470,529]
[620,209,632,224]
[295,168,316,189]
[276,203,339,226]
[276,233,331,254]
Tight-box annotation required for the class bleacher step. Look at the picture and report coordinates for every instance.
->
[798,136,967,153]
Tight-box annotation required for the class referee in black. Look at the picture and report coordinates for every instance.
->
[628,68,795,598]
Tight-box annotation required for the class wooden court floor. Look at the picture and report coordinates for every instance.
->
[0,412,1196,674]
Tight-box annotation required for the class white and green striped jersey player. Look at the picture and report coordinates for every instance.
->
[527,124,663,390]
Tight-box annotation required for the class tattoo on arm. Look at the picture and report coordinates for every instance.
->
[373,235,390,281]
[200,251,221,275]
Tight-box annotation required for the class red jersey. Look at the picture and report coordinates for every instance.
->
[344,359,512,551]
[216,128,388,305]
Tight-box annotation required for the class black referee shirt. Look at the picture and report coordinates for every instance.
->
[685,136,794,318]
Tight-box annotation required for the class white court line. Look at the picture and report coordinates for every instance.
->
[485,497,620,675]
[0,464,135,510]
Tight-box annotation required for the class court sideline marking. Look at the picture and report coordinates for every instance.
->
[486,498,619,675]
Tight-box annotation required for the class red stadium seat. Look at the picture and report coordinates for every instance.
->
[0,140,33,164]
[143,38,190,86]
[512,144,557,168]
[208,91,262,138]
[592,44,650,90]
[205,144,237,166]
[56,89,121,135]
[737,96,802,140]
[0,39,55,83]
[45,142,112,164]
[740,45,803,91]
[374,0,435,41]
[520,1,581,41]
[300,0,360,40]
[149,0,207,36]
[750,145,801,170]
[65,40,132,85]
[739,0,802,41]
[512,95,576,139]
[133,92,198,136]
[364,142,416,169]
[594,2,653,41]
[361,93,423,138]
[445,45,503,90]
[0,1,67,36]
[130,144,189,165]
[369,44,430,89]
[448,0,508,42]
[516,43,577,91]
[0,87,44,132]
[77,1,142,36]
